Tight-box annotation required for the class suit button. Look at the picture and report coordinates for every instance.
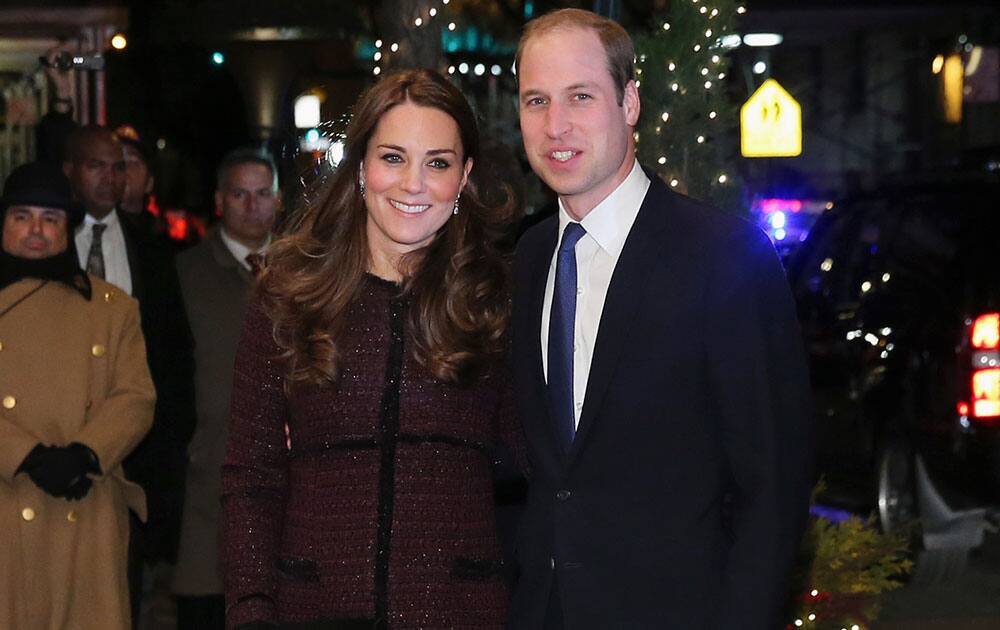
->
[556,490,571,501]
[91,344,106,357]
[21,507,35,521]
[0,339,4,351]
[67,511,78,523]
[2,395,15,409]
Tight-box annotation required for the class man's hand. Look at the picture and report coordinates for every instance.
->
[42,44,75,111]
[17,442,103,500]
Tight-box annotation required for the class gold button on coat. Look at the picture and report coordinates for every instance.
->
[104,291,114,303]
[0,339,4,351]
[91,344,106,357]
[67,511,78,522]
[2,396,14,409]
[21,507,35,521]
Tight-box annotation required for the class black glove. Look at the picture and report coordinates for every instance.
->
[17,442,102,500]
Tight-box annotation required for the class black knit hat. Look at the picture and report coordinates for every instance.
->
[0,161,84,228]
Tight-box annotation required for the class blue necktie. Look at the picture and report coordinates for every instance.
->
[548,222,586,450]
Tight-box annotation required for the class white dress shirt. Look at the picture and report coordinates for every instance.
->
[541,160,651,429]
[219,228,270,270]
[75,209,132,295]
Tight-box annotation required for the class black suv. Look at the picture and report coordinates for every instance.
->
[786,178,1000,576]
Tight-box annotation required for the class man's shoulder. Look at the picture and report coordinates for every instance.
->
[642,174,766,252]
[515,212,558,257]
[176,232,235,281]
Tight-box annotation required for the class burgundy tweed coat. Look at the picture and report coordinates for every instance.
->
[222,276,525,629]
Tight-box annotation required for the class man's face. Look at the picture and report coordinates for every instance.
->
[2,205,69,259]
[518,27,640,219]
[64,135,126,219]
[216,163,280,249]
[121,144,153,215]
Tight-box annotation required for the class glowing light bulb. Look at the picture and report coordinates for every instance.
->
[661,112,669,122]
[658,156,667,164]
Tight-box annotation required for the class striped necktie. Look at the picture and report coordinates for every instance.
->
[86,223,107,279]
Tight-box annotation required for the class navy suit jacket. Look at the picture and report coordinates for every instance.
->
[508,174,815,629]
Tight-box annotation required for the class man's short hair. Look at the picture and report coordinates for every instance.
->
[216,148,278,193]
[515,8,636,105]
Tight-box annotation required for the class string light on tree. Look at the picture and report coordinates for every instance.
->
[636,0,743,208]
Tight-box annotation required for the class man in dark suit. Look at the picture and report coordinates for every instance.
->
[509,9,815,629]
[172,148,279,630]
[62,125,195,625]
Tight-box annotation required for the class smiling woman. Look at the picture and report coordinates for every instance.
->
[361,102,472,282]
[221,69,526,629]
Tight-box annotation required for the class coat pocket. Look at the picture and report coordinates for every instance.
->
[450,556,503,582]
[276,556,320,582]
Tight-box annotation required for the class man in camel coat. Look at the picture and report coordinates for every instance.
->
[0,161,154,629]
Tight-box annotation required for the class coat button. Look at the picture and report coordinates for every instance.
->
[21,507,35,521]
[104,291,114,303]
[67,511,78,523]
[556,490,571,501]
[2,395,15,409]
[0,339,4,351]
[91,344,106,357]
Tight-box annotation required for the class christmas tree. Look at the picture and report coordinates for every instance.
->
[634,0,745,211]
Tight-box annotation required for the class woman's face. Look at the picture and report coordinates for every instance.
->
[361,101,472,275]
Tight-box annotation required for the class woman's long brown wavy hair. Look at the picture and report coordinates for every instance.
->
[259,69,517,387]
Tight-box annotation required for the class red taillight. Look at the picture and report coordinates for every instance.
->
[972,368,1000,418]
[957,401,970,416]
[972,313,1000,349]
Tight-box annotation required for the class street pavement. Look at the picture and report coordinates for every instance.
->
[876,531,1000,630]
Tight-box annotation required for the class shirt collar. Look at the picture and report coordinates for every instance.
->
[83,208,120,230]
[557,160,650,258]
[219,228,270,268]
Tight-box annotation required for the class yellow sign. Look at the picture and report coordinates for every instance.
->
[740,78,802,158]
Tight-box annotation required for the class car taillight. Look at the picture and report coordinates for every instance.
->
[967,314,1000,422]
[972,313,1000,349]
[972,369,1000,418]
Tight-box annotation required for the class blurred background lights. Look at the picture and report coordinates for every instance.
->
[327,140,345,167]
[211,51,225,65]
[743,33,783,47]
[294,94,321,129]
[111,33,127,50]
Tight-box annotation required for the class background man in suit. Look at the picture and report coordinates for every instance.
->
[172,148,280,629]
[62,125,195,626]
[509,9,815,629]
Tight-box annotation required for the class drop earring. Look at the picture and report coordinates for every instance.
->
[453,195,460,216]
[359,173,366,199]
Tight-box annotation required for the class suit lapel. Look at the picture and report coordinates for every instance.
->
[208,229,253,284]
[567,179,671,465]
[522,219,564,456]
[120,216,145,299]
